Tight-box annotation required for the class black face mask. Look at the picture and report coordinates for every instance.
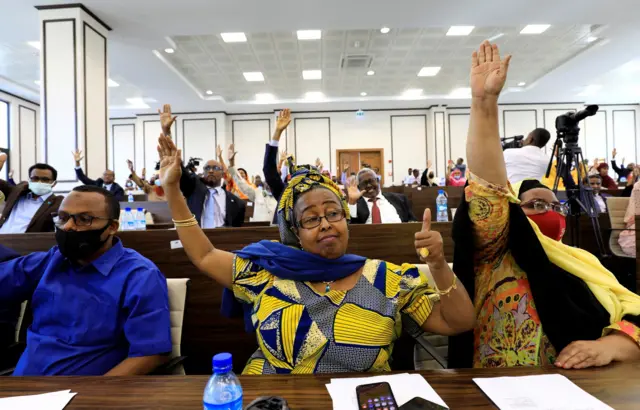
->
[55,223,112,261]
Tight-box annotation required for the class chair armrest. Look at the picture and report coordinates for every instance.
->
[149,356,187,375]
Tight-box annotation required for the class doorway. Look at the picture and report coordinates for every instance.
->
[336,149,384,185]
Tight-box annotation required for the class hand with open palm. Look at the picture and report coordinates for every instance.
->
[276,109,291,132]
[157,133,182,187]
[347,177,364,205]
[470,41,511,99]
[158,104,178,137]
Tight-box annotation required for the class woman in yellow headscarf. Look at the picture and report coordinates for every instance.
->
[448,41,640,370]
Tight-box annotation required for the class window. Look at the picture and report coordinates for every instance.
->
[0,100,8,181]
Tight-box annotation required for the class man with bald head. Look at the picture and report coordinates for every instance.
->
[73,150,125,201]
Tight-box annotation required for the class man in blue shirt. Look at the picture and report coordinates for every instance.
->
[0,185,172,376]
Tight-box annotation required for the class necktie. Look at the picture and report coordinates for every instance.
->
[202,189,220,229]
[369,198,382,224]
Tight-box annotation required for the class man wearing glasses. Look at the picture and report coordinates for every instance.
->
[0,185,172,375]
[179,158,246,228]
[0,153,63,233]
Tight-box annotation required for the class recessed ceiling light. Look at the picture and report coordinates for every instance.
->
[27,41,41,50]
[243,72,264,82]
[402,89,423,98]
[297,30,321,40]
[446,26,474,36]
[380,27,390,34]
[366,70,375,76]
[304,91,325,100]
[518,82,526,86]
[302,70,322,80]
[449,87,472,98]
[587,36,598,43]
[205,90,213,95]
[256,93,275,102]
[417,66,441,77]
[126,98,150,109]
[360,92,367,96]
[164,48,175,54]
[520,24,550,34]
[220,32,247,43]
[34,80,41,86]
[107,78,119,87]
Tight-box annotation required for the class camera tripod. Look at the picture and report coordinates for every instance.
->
[546,138,608,256]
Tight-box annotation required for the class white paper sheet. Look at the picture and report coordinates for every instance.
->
[473,374,613,410]
[0,390,77,410]
[326,373,448,410]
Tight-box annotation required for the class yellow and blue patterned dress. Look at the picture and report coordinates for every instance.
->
[232,256,438,374]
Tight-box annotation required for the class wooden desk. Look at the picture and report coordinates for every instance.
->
[1,362,638,409]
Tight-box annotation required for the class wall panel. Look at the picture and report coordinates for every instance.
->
[232,119,271,179]
[391,115,427,184]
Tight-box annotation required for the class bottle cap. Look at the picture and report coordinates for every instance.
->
[125,207,131,212]
[438,190,445,195]
[212,352,233,373]
[137,208,143,211]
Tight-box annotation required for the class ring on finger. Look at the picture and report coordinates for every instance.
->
[419,248,429,259]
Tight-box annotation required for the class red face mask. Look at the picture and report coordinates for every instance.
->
[528,211,566,241]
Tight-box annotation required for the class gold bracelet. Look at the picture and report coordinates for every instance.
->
[437,275,458,297]
[172,215,197,224]
[173,215,198,228]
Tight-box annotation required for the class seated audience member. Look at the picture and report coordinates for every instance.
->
[403,168,414,185]
[0,185,171,375]
[73,150,125,201]
[157,133,475,373]
[347,168,416,224]
[619,178,640,257]
[597,162,618,190]
[0,154,63,233]
[449,41,640,370]
[587,174,610,213]
[611,148,635,182]
[455,158,467,176]
[446,160,467,187]
[420,160,438,187]
[503,128,551,183]
[227,145,277,223]
[254,175,264,188]
[622,167,640,197]
[127,160,166,201]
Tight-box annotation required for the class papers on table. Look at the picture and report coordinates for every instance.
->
[0,390,77,410]
[326,373,448,410]
[473,374,613,410]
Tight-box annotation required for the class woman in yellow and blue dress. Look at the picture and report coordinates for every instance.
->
[156,134,475,374]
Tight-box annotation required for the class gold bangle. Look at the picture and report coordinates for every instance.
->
[172,215,197,224]
[174,220,199,228]
[437,275,458,297]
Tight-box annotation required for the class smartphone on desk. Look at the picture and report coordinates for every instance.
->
[355,382,398,410]
[398,397,448,410]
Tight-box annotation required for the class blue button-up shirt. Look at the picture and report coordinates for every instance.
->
[0,192,53,234]
[0,238,172,376]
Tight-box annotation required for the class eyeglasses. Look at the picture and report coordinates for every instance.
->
[30,176,54,184]
[203,165,223,172]
[52,211,112,227]
[521,200,568,216]
[297,209,346,229]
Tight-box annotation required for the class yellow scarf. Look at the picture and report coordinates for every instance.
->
[512,179,640,324]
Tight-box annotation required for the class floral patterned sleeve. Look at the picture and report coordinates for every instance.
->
[603,320,640,346]
[465,173,519,262]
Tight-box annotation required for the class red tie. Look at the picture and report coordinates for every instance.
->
[369,198,382,224]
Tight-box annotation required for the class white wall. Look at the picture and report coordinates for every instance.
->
[0,90,40,183]
[108,103,640,186]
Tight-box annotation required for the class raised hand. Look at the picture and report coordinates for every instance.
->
[612,148,617,159]
[9,169,14,179]
[72,150,84,166]
[275,108,291,133]
[622,157,625,165]
[279,150,288,162]
[228,144,237,162]
[0,153,6,173]
[158,104,178,136]
[315,157,323,170]
[126,159,134,172]
[141,168,146,180]
[216,145,223,160]
[157,133,182,187]
[470,41,511,99]
[414,209,445,268]
[346,177,364,205]
[427,160,433,170]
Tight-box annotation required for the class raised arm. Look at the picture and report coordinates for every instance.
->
[157,134,234,288]
[264,109,290,200]
[127,160,148,192]
[73,150,97,185]
[228,145,256,202]
[466,41,511,186]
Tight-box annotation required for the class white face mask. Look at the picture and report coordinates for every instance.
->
[29,181,53,196]
[154,179,162,187]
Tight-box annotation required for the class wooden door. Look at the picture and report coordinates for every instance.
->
[335,149,385,185]
[338,151,359,178]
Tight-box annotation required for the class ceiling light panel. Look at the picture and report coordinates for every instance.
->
[520,24,550,34]
[221,32,247,43]
[243,71,264,82]
[447,26,474,36]
[297,30,322,40]
[418,66,441,77]
[302,70,322,80]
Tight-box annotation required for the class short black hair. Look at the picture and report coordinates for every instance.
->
[28,163,57,181]
[528,128,551,148]
[71,185,120,219]
[589,174,602,181]
[238,168,248,175]
[456,158,464,165]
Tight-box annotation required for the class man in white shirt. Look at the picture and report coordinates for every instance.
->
[503,128,551,183]
[403,168,414,185]
[404,169,421,186]
[347,168,416,224]
[588,174,609,213]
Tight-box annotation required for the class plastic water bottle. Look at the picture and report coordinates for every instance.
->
[128,193,134,203]
[136,208,147,231]
[436,190,448,222]
[203,353,243,410]
[123,207,135,231]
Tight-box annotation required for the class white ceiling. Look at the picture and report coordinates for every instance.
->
[0,0,639,116]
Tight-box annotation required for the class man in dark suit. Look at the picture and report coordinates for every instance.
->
[0,154,63,233]
[347,168,416,224]
[72,150,125,201]
[180,159,245,228]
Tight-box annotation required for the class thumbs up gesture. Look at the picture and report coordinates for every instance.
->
[415,208,445,268]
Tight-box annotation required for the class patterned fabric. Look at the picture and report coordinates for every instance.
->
[232,257,438,374]
[466,174,640,368]
[619,180,640,257]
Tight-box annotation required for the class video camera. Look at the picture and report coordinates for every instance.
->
[555,105,599,144]
[500,135,524,150]
[186,157,202,173]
